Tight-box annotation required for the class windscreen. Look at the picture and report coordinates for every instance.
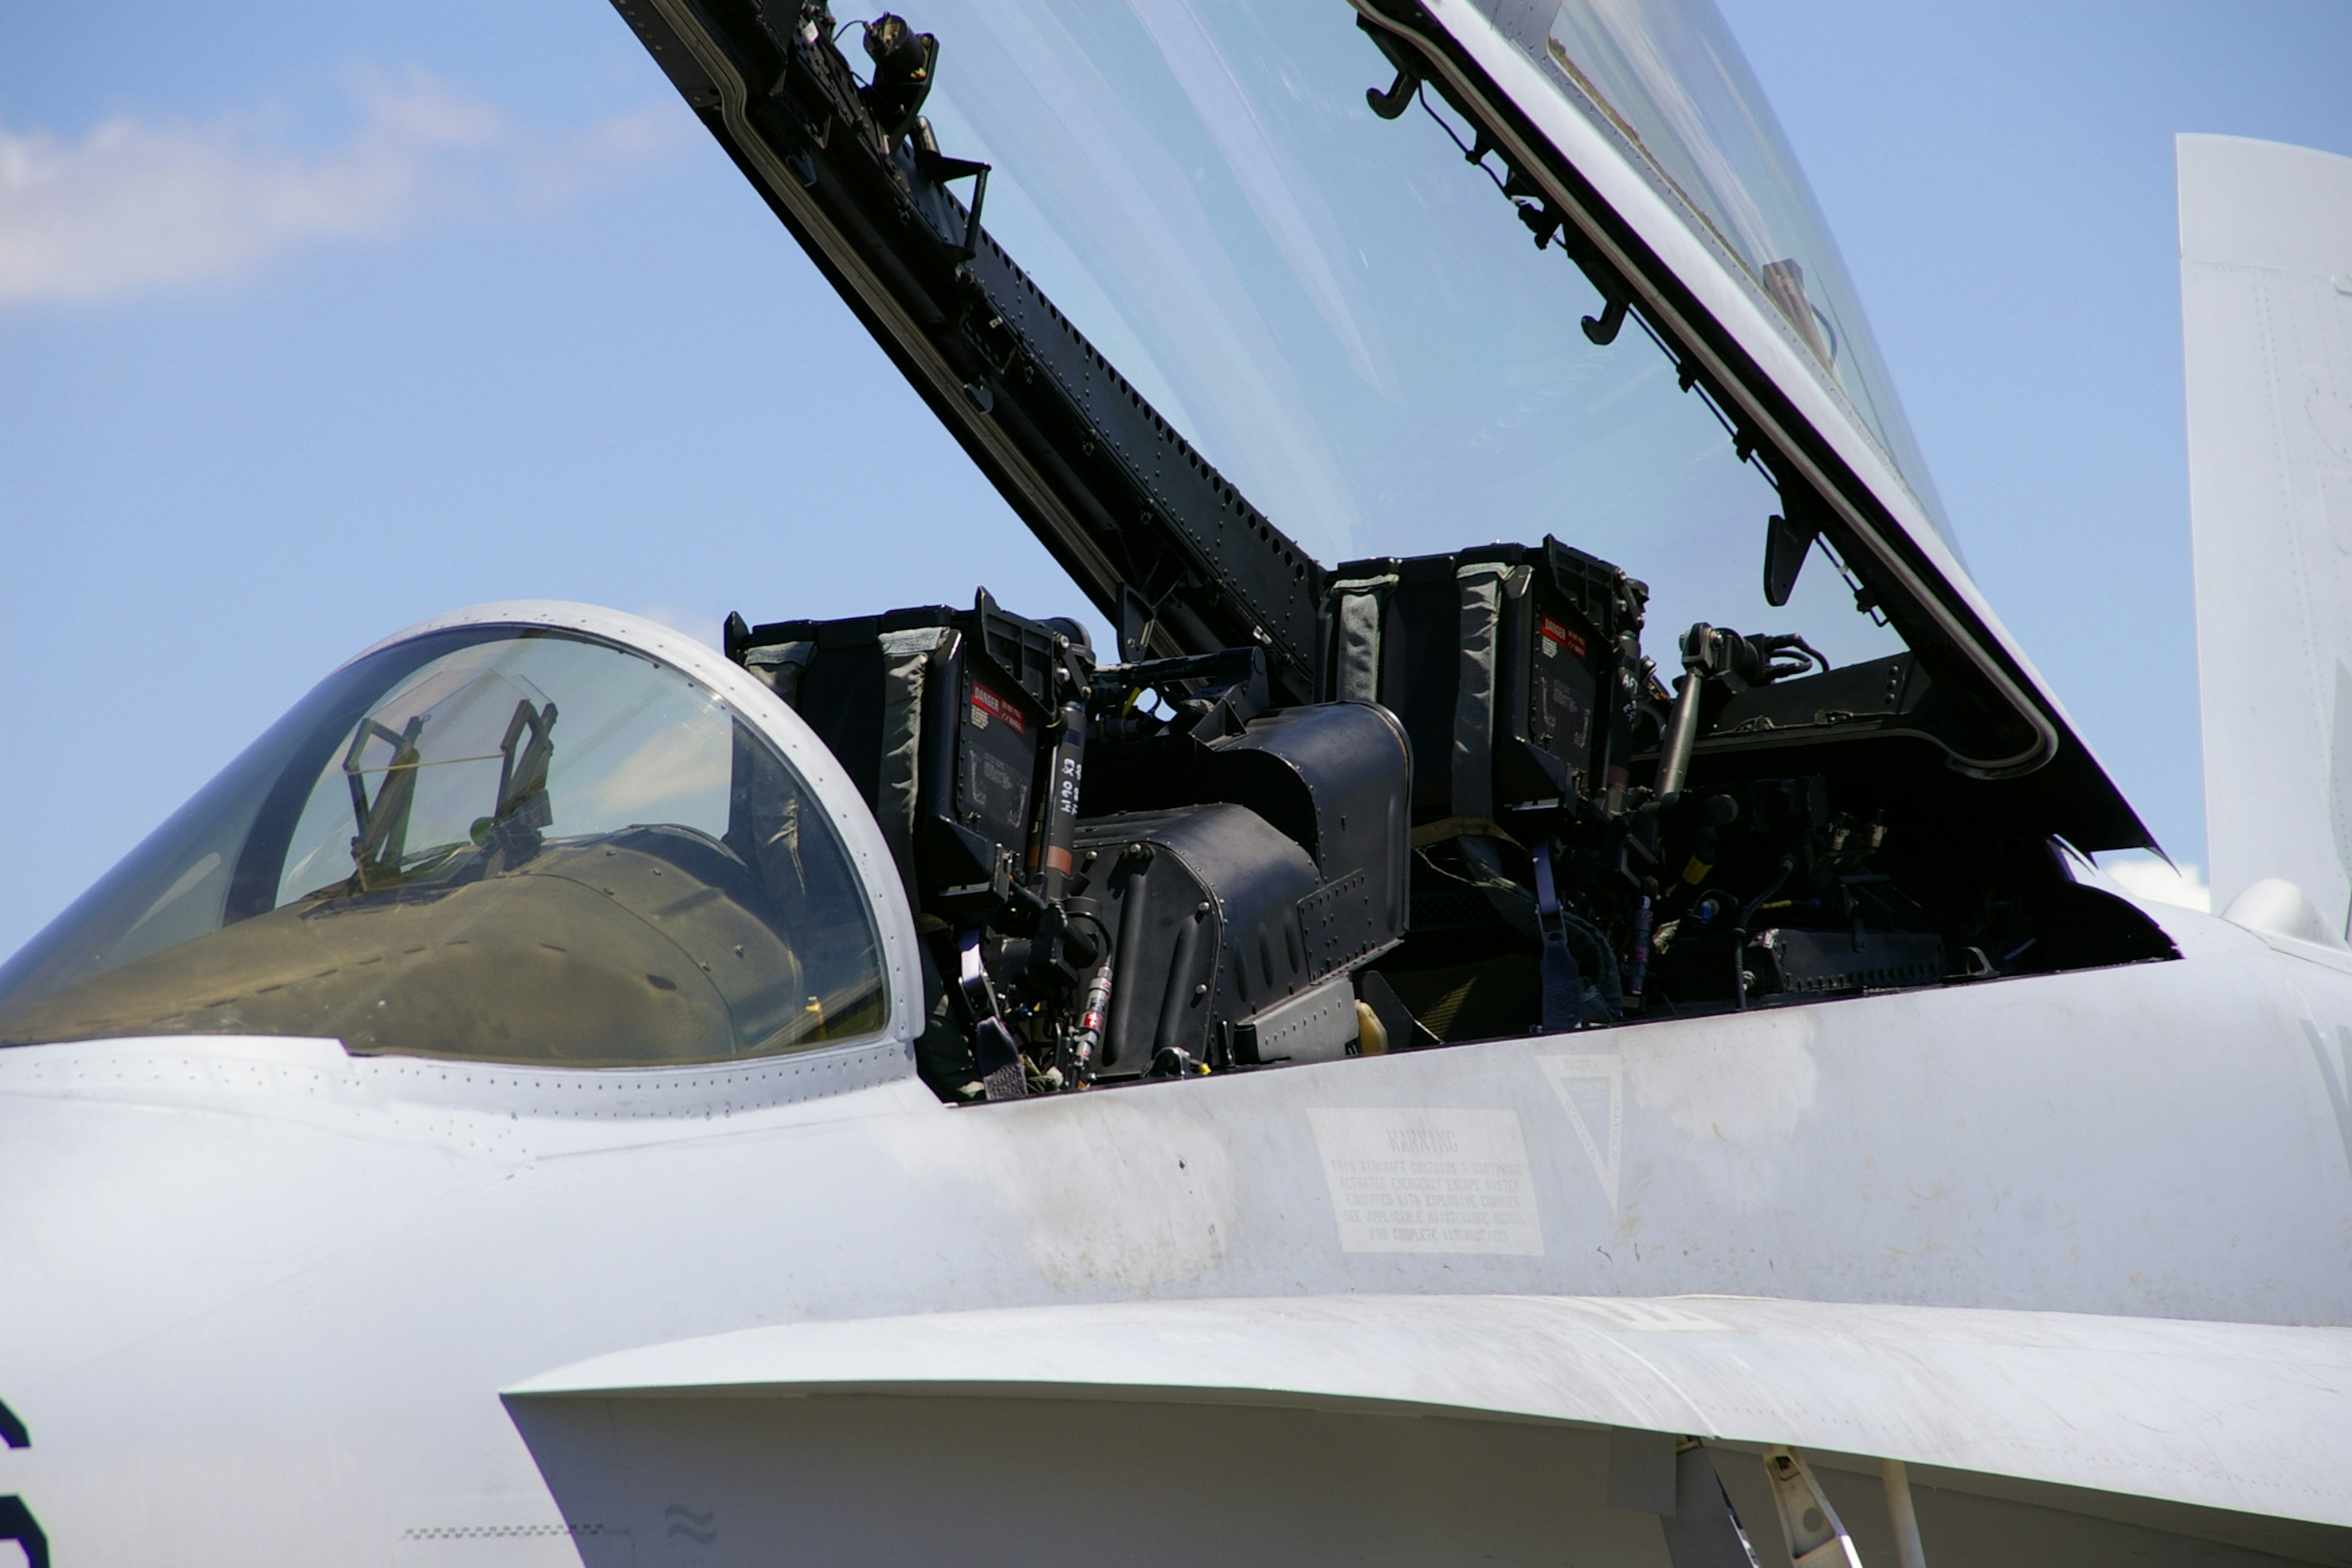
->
[0,628,889,1065]
[913,0,1910,668]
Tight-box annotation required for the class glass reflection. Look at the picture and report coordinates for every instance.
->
[916,0,1904,668]
[1528,0,1950,538]
[0,630,888,1066]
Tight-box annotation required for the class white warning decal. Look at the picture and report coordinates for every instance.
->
[1539,1054,1623,1214]
[1307,1108,1542,1255]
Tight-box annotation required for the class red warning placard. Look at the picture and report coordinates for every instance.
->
[1540,614,1588,660]
[968,679,1028,734]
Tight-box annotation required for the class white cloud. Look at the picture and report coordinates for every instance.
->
[0,72,684,307]
[2100,853,2212,913]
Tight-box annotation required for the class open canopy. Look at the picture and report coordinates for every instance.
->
[911,0,1940,671]
[610,0,2150,847]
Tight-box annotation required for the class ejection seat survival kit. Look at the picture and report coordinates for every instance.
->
[662,3,2180,1097]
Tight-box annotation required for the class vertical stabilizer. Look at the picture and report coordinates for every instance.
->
[2184,134,2352,924]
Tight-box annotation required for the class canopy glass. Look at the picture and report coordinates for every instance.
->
[1517,0,1949,537]
[0,628,889,1064]
[915,0,1927,667]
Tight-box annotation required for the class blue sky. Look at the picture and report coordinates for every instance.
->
[3,1,2349,958]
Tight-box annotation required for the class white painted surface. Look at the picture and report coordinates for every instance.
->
[1305,1107,1542,1254]
[1539,1051,1624,1212]
[3,894,2350,1561]
[1880,1458,1928,1568]
[511,1291,2352,1529]
[2224,877,2347,949]
[2184,135,2352,922]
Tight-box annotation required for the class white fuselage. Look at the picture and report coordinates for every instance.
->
[2,892,2345,1562]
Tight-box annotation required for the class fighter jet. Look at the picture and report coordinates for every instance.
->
[1,2,2346,1564]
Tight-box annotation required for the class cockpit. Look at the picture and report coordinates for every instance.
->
[0,0,2176,1099]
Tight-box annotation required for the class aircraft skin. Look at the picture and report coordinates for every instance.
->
[0,605,2345,1567]
[5,10,2352,1568]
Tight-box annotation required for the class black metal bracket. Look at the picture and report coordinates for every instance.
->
[609,0,1328,704]
[0,1497,47,1568]
[1581,296,1629,345]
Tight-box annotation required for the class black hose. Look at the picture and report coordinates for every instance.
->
[1105,861,1152,1068]
[1732,854,1797,1011]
